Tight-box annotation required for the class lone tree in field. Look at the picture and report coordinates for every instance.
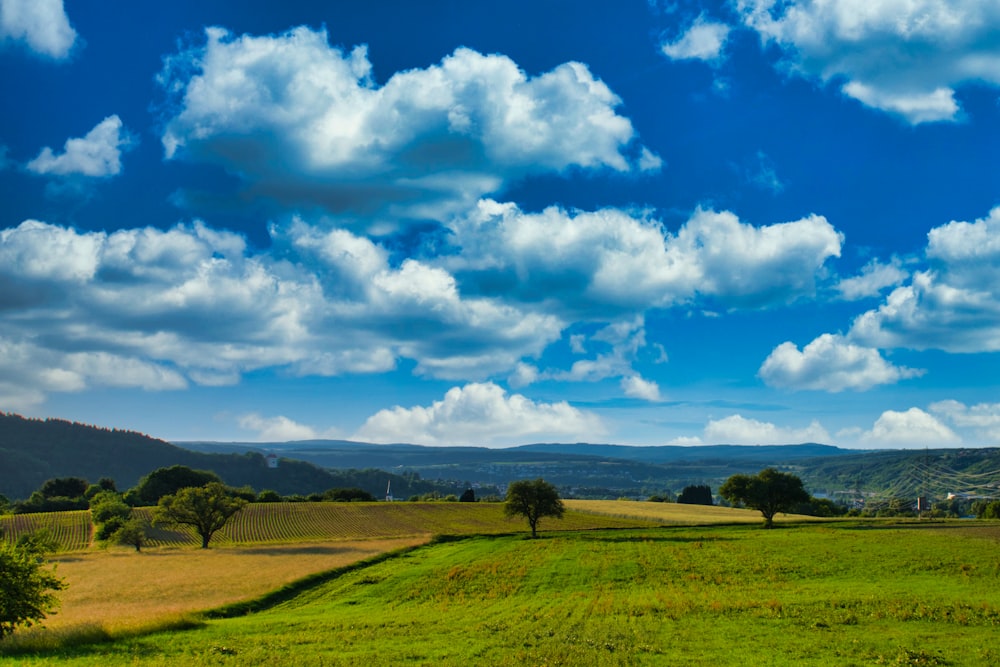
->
[155,482,247,549]
[719,468,810,528]
[0,533,65,639]
[504,478,565,538]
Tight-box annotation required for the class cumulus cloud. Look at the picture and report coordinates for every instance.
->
[661,14,731,63]
[237,413,336,441]
[850,207,1000,352]
[759,333,924,392]
[621,375,662,401]
[735,0,1000,123]
[27,116,133,178]
[836,257,908,300]
[0,217,565,406]
[0,336,186,412]
[929,400,1000,443]
[157,26,658,224]
[0,0,76,60]
[860,407,961,446]
[353,382,605,446]
[447,201,842,315]
[704,414,831,445]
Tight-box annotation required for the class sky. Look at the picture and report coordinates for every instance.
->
[1,0,999,448]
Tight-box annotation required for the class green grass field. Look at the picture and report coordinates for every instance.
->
[6,519,1000,666]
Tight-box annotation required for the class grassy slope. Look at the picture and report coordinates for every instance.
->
[8,521,1000,665]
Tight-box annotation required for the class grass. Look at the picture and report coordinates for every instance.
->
[0,501,659,648]
[6,520,1000,665]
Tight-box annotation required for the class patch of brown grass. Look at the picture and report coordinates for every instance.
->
[38,537,428,636]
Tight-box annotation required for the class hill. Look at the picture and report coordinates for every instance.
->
[6,411,1000,504]
[0,414,382,500]
[178,438,864,497]
[181,438,1000,503]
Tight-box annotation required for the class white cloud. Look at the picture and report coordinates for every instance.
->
[850,207,1000,353]
[447,201,842,314]
[860,407,961,446]
[0,336,186,413]
[736,0,1000,123]
[926,206,1000,278]
[836,257,908,300]
[353,382,605,446]
[621,375,662,401]
[507,362,540,389]
[237,413,335,442]
[704,414,831,445]
[661,14,731,63]
[0,0,76,60]
[158,27,657,224]
[759,333,924,392]
[27,116,133,177]
[929,400,1000,443]
[666,436,704,446]
[0,217,567,406]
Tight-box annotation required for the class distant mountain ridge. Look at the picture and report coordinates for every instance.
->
[6,412,998,502]
[176,439,867,497]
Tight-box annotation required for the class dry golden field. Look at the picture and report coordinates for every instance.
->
[565,498,822,524]
[36,538,427,637]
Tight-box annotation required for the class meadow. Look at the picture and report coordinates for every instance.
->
[4,504,1000,665]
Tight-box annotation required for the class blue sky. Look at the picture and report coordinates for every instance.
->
[1,0,999,448]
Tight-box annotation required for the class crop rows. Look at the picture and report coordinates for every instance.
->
[1,502,658,551]
[125,502,654,548]
[0,510,92,551]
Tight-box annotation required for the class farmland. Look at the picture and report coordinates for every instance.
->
[5,502,1000,667]
[0,501,658,551]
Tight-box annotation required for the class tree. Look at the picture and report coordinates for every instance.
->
[719,468,810,528]
[504,478,565,538]
[0,533,65,638]
[677,484,713,506]
[257,489,282,503]
[90,491,133,541]
[38,477,89,500]
[322,487,375,502]
[155,482,247,549]
[459,488,476,502]
[110,517,149,552]
[131,465,222,506]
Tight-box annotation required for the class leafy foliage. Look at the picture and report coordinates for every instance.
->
[322,487,376,502]
[155,483,248,549]
[677,484,713,505]
[504,478,565,537]
[131,466,223,506]
[0,532,65,638]
[719,468,810,528]
[109,517,149,552]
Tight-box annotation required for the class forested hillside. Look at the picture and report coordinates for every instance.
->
[0,413,339,499]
